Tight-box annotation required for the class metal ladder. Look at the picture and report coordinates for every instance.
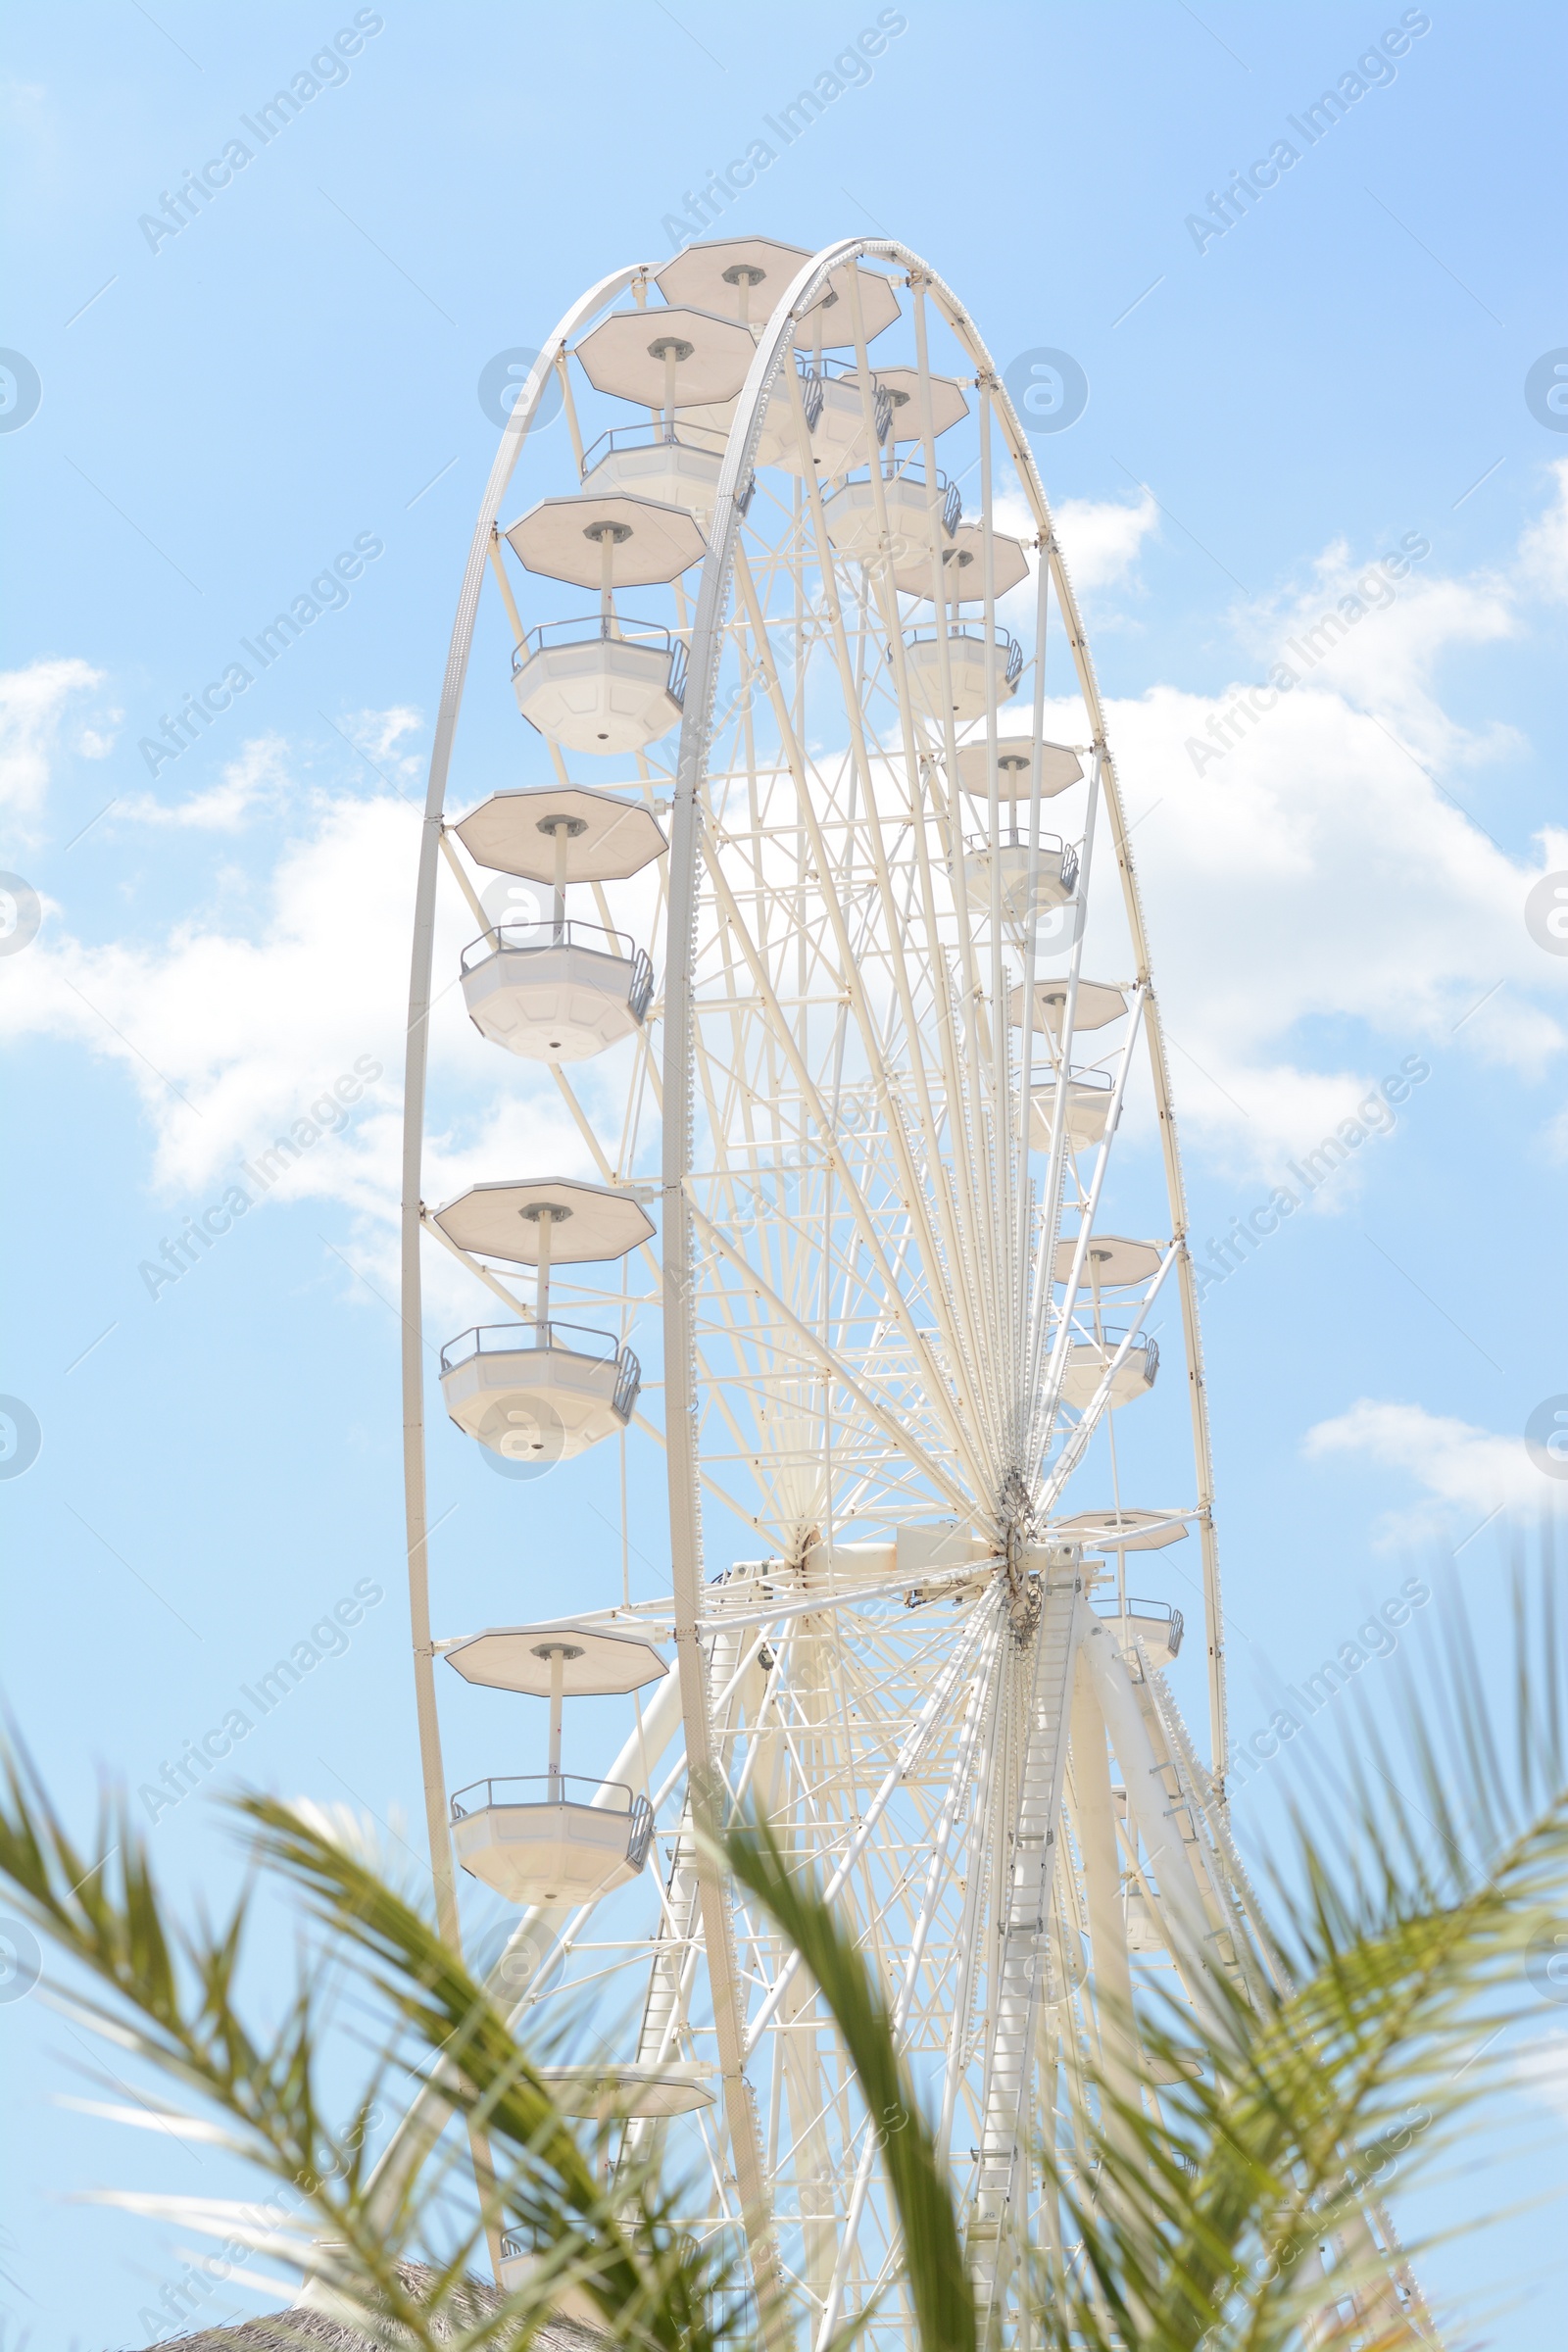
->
[967,1563,1085,2333]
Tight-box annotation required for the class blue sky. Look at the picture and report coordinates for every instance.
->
[3,3,1567,2343]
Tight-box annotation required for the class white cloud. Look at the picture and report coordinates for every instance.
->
[1236,537,1519,770]
[1302,1398,1539,1539]
[0,779,420,1195]
[117,736,292,831]
[1070,473,1568,1178]
[1514,2034,1568,2124]
[0,657,108,834]
[1053,488,1159,592]
[1517,457,1568,604]
[991,487,1159,640]
[976,483,1560,1184]
[347,705,425,775]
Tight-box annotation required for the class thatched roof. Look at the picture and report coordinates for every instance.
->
[129,2263,611,2352]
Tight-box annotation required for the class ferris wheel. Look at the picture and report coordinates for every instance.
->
[382,233,1407,2344]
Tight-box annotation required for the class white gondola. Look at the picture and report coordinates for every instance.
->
[504,492,705,756]
[653,241,902,481]
[454,785,664,1062]
[440,1319,640,1458]
[1091,1592,1186,1661]
[656,237,902,347]
[822,465,959,568]
[435,1177,654,1461]
[682,364,895,478]
[1059,1328,1159,1409]
[662,237,897,476]
[793,363,894,479]
[450,1771,654,1906]
[511,621,688,755]
[904,621,1023,722]
[962,827,1078,923]
[445,1624,667,1908]
[461,917,653,1060]
[579,422,726,522]
[1030,1068,1114,1153]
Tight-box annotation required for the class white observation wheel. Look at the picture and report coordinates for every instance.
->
[391,234,1263,2348]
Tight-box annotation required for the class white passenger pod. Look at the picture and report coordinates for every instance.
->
[794,365,894,479]
[1092,1594,1185,1662]
[782,258,902,350]
[503,492,705,755]
[962,828,1078,923]
[445,1624,667,1909]
[440,1320,640,1459]
[1030,1068,1114,1154]
[655,237,902,351]
[657,240,898,344]
[653,238,823,471]
[451,1773,653,1906]
[903,623,1023,722]
[1060,1329,1159,1410]
[822,466,959,569]
[650,242,902,469]
[512,623,686,753]
[432,1180,653,1437]
[579,423,725,523]
[675,381,798,468]
[454,784,664,1060]
[461,918,652,1060]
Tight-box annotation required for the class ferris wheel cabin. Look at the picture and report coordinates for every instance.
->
[503,489,708,754]
[433,1178,653,1463]
[453,784,664,1061]
[1030,1067,1115,1154]
[445,1625,666,1909]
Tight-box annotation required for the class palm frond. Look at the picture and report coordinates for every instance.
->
[713,1798,977,2352]
[0,1743,737,2351]
[1037,1550,1568,2351]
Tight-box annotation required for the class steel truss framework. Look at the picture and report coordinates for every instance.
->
[387,237,1430,2347]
